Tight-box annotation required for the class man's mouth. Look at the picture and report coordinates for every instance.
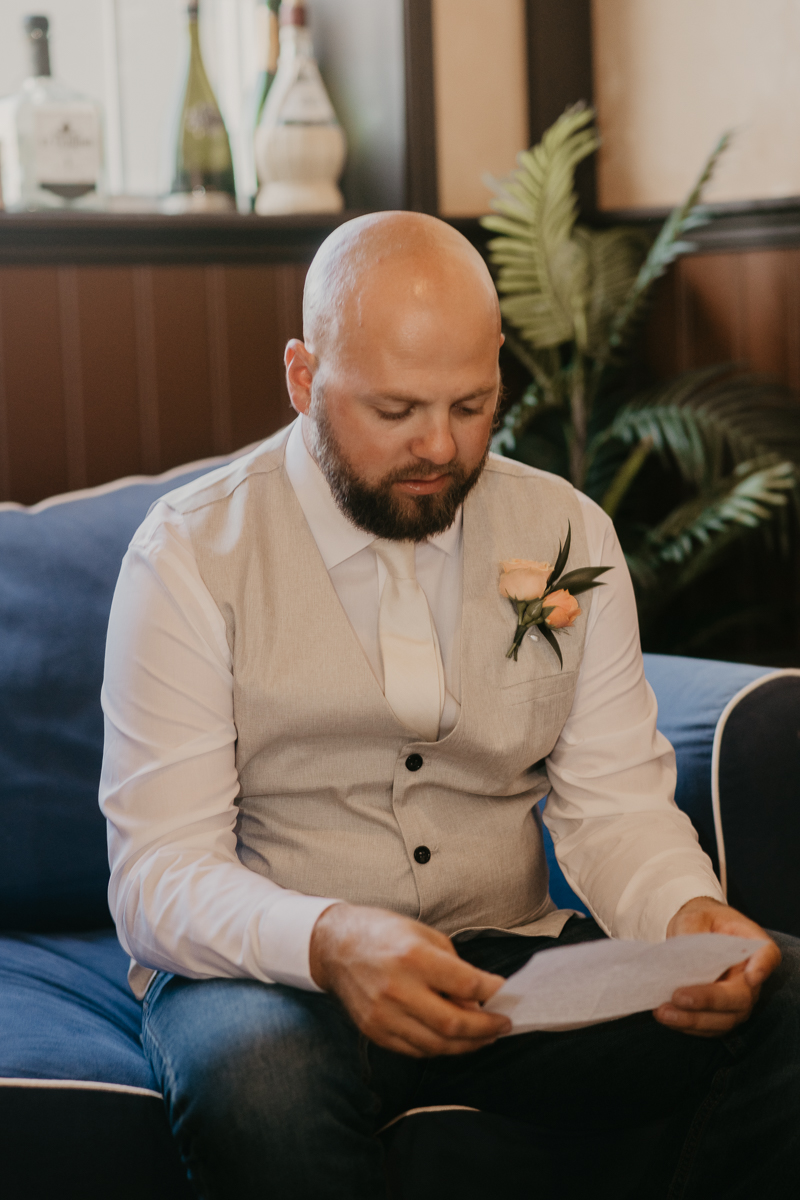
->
[393,474,451,496]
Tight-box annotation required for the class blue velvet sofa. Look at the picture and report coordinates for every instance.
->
[0,449,781,1198]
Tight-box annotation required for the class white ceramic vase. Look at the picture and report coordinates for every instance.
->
[254,2,346,215]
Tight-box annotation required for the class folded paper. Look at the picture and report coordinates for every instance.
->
[484,933,766,1034]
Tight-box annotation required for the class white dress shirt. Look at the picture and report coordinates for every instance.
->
[100,419,723,998]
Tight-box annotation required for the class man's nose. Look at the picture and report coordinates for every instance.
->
[410,418,457,465]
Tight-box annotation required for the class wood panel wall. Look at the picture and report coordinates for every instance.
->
[645,247,800,388]
[1,242,800,506]
[0,263,306,505]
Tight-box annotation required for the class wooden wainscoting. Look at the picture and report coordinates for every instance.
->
[1,214,800,507]
[0,262,305,505]
[645,246,800,388]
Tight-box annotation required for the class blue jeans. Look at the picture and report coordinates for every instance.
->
[142,919,800,1199]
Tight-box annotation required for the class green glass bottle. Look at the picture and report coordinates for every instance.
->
[169,0,236,212]
[254,0,281,128]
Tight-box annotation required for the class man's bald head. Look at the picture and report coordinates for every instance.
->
[284,210,503,541]
[302,211,500,367]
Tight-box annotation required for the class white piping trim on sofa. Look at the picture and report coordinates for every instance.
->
[711,669,800,899]
[377,1105,480,1135]
[3,1084,481,1120]
[5,1081,478,1124]
[0,1077,161,1099]
[0,440,264,515]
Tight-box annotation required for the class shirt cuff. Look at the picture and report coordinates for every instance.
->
[616,873,726,943]
[256,892,342,991]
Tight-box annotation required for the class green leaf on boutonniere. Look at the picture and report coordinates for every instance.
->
[568,579,608,597]
[553,565,612,595]
[547,522,572,589]
[538,621,564,669]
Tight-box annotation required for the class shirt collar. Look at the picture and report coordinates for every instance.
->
[284,416,463,570]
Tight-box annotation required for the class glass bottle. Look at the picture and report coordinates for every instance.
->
[0,15,105,211]
[254,0,346,214]
[166,0,236,213]
[254,0,281,129]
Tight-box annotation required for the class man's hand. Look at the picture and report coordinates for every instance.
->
[654,896,781,1037]
[309,903,511,1057]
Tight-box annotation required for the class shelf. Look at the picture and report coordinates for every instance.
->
[0,210,364,266]
[1,196,799,269]
[592,196,800,253]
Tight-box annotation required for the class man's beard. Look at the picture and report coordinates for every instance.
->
[307,395,490,542]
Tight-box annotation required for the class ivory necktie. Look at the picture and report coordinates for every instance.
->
[374,540,445,742]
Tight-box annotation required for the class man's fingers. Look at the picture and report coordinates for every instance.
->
[372,973,511,1044]
[379,1024,501,1057]
[417,944,505,1004]
[348,967,511,1054]
[372,1002,506,1057]
[410,985,510,1043]
[376,1030,426,1058]
[655,1004,745,1036]
[744,940,781,987]
[671,976,755,1015]
[654,973,758,1036]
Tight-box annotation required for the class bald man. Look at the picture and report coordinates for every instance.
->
[101,213,800,1199]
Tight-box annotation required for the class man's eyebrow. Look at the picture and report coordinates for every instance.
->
[372,385,497,405]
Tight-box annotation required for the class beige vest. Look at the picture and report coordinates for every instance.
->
[165,425,592,939]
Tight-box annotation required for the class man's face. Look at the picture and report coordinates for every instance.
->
[291,264,502,541]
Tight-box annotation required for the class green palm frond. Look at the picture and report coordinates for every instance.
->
[604,132,731,359]
[591,401,708,489]
[628,458,798,611]
[587,370,721,495]
[644,457,796,566]
[481,104,600,349]
[577,226,653,358]
[481,107,799,655]
[586,366,800,508]
[686,372,800,469]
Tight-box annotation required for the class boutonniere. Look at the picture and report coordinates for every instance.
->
[499,523,612,668]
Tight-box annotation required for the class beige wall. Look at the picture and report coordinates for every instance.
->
[593,0,800,210]
[432,0,529,216]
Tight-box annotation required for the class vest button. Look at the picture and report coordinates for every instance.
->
[413,845,431,864]
[405,753,423,772]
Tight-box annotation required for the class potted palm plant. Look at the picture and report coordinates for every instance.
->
[482,105,800,654]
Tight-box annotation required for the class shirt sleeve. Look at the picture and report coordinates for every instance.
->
[543,494,725,941]
[99,503,339,997]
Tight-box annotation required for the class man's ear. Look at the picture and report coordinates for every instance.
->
[285,339,316,416]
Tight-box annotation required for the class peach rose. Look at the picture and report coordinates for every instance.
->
[544,589,581,629]
[498,559,551,601]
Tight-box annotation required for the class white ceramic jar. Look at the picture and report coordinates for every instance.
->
[254,0,346,215]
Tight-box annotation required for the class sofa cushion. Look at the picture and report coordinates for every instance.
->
[0,450,251,931]
[0,929,192,1198]
[643,653,770,871]
[0,929,153,1086]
